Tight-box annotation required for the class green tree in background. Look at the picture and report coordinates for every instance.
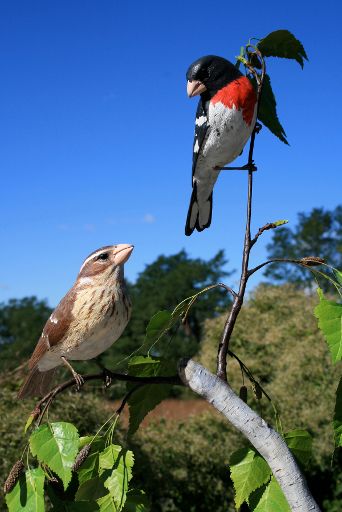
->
[0,297,51,372]
[102,249,231,368]
[265,206,342,290]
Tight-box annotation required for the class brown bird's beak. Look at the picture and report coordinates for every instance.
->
[187,79,207,98]
[113,244,134,266]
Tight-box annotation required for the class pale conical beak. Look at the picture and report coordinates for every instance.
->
[187,80,207,98]
[113,244,134,266]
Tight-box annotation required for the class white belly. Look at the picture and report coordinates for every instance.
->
[66,317,126,360]
[194,102,256,202]
[205,102,256,165]
[38,318,127,371]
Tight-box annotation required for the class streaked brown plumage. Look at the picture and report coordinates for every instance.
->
[18,244,134,399]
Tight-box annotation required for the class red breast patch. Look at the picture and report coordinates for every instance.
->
[211,76,257,126]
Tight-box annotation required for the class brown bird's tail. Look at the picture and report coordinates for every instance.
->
[17,367,56,399]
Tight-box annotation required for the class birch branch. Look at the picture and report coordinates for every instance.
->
[179,359,321,512]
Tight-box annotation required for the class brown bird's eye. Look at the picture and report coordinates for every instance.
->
[97,253,109,261]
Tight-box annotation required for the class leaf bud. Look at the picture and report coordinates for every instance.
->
[299,256,325,266]
[239,386,248,403]
[252,382,263,400]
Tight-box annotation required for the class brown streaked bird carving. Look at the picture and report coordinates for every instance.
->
[18,244,134,399]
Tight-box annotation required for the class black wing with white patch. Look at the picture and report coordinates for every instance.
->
[185,97,211,236]
[192,97,209,177]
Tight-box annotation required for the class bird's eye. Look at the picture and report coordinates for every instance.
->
[96,253,109,261]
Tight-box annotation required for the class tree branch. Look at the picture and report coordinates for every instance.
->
[32,370,182,425]
[248,258,306,277]
[216,282,238,299]
[216,50,265,382]
[216,168,254,381]
[250,222,279,247]
[179,359,321,512]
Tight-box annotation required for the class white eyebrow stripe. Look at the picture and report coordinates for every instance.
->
[78,276,93,285]
[79,248,112,272]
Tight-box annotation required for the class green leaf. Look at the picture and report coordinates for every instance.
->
[99,444,122,470]
[127,355,175,377]
[314,288,342,362]
[284,430,312,467]
[257,30,308,68]
[229,448,271,508]
[81,445,134,510]
[249,477,290,511]
[76,436,106,486]
[5,467,45,512]
[103,447,134,511]
[24,413,36,434]
[79,436,105,452]
[53,504,99,511]
[145,311,172,343]
[48,485,100,512]
[78,451,100,485]
[143,286,222,350]
[97,493,120,512]
[65,504,99,512]
[273,220,288,227]
[76,476,108,501]
[127,356,173,435]
[62,504,99,512]
[252,74,288,144]
[333,376,342,447]
[123,490,150,511]
[29,422,79,490]
[334,269,342,287]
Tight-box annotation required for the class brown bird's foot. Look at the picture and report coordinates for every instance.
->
[73,372,85,392]
[61,357,84,392]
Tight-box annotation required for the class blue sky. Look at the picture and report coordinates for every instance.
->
[0,0,340,306]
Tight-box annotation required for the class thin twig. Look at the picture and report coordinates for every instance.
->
[250,222,279,247]
[248,258,302,277]
[115,384,143,415]
[228,350,272,402]
[216,282,238,298]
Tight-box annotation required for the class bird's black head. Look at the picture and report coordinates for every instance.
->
[186,55,241,98]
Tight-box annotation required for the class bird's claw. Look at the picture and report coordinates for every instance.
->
[242,161,257,172]
[102,368,112,388]
[74,373,84,392]
[254,122,262,134]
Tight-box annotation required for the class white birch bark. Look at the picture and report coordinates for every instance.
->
[179,359,321,512]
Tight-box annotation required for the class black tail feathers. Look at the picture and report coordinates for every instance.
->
[185,183,213,236]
